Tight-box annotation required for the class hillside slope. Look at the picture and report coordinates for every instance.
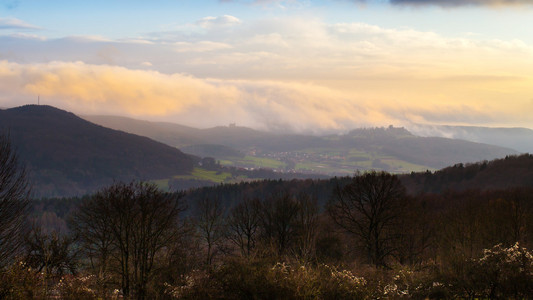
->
[0,105,195,197]
[409,124,533,153]
[401,154,533,194]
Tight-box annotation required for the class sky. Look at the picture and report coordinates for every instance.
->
[1,0,532,133]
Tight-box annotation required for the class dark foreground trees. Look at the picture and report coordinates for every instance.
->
[71,181,186,300]
[4,166,533,298]
[328,171,407,268]
[0,134,30,268]
[226,197,262,257]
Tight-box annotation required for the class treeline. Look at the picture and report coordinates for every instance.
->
[169,164,329,192]
[403,153,533,193]
[3,172,533,299]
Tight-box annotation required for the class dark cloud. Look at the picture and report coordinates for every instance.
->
[389,0,531,7]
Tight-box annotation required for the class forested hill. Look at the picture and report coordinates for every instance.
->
[0,105,195,197]
[401,154,533,194]
[181,154,533,208]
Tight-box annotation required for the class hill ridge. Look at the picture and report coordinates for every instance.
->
[0,105,195,197]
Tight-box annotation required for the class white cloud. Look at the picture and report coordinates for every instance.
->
[389,0,533,7]
[196,15,242,29]
[174,41,233,53]
[0,17,39,30]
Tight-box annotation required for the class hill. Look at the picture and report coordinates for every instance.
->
[84,115,204,147]
[180,154,533,210]
[83,116,518,175]
[0,105,195,197]
[181,144,245,159]
[409,124,533,153]
[401,153,533,194]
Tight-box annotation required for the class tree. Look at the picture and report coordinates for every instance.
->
[0,133,30,268]
[71,181,186,300]
[226,197,261,257]
[195,197,226,266]
[293,193,319,261]
[260,193,300,257]
[24,223,78,298]
[393,195,435,265]
[327,171,407,267]
[69,194,115,298]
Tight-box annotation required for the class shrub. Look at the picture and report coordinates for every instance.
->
[0,260,40,299]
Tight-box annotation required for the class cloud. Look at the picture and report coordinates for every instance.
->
[0,60,371,132]
[196,15,242,28]
[0,17,39,30]
[1,17,533,130]
[220,0,304,4]
[389,0,532,7]
[1,60,531,133]
[224,0,532,6]
[174,41,233,53]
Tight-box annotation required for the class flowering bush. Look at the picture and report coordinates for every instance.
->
[54,274,99,300]
[112,244,533,299]
[164,269,217,299]
[164,260,374,299]
[474,242,533,298]
[0,260,40,299]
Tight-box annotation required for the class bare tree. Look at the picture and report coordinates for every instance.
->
[24,223,78,297]
[294,193,319,261]
[0,133,30,268]
[195,197,226,266]
[260,193,300,257]
[393,195,435,265]
[71,181,186,300]
[226,197,261,257]
[327,171,407,268]
[69,194,115,298]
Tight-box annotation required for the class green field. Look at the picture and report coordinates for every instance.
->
[151,167,261,191]
[154,145,437,189]
[214,144,437,176]
[174,167,233,182]
[292,148,433,175]
[219,155,286,169]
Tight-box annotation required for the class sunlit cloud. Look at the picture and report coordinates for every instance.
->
[0,59,531,133]
[1,15,533,131]
[0,60,369,132]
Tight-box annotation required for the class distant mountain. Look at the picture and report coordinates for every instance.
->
[340,127,516,170]
[84,116,518,174]
[408,124,533,153]
[0,105,195,197]
[84,115,203,147]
